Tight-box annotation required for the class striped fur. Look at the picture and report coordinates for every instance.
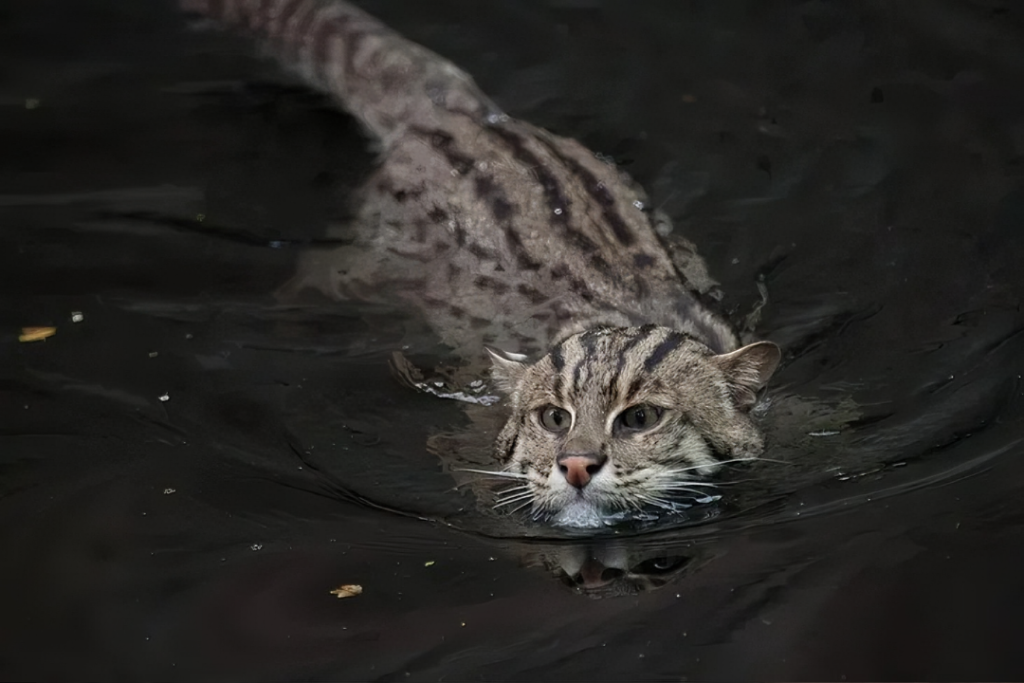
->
[181,0,781,526]
[182,0,502,143]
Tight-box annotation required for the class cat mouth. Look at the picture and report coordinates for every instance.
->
[545,490,723,530]
[550,499,608,529]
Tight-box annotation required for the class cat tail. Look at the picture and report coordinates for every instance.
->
[180,0,504,147]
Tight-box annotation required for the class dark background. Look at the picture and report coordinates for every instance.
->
[3,0,1024,679]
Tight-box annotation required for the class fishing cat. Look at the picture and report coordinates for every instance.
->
[180,0,781,527]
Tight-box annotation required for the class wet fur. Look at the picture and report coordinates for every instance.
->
[182,0,781,526]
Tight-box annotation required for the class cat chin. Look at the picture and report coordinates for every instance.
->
[550,499,610,529]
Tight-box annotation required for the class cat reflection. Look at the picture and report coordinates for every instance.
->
[520,539,714,598]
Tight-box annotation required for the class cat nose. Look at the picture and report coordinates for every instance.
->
[556,452,607,489]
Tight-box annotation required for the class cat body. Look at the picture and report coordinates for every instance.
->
[182,0,780,527]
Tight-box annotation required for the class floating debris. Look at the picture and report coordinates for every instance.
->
[19,326,56,342]
[158,393,170,402]
[330,584,363,599]
[70,311,84,323]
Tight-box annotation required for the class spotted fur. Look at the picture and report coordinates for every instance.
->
[181,0,781,526]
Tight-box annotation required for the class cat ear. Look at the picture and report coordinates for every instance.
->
[712,341,781,410]
[485,346,529,393]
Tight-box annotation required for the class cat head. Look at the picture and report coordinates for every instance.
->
[487,325,780,528]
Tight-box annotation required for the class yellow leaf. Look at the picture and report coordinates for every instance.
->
[330,584,363,599]
[19,326,56,342]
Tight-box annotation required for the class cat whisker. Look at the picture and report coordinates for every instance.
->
[496,481,530,492]
[652,478,720,488]
[633,492,663,505]
[493,492,532,505]
[504,498,536,515]
[493,487,534,505]
[661,460,739,474]
[493,498,534,511]
[453,467,530,480]
[654,479,723,495]
[751,457,794,466]
[687,479,743,487]
[663,491,719,500]
[623,494,648,513]
[493,489,532,503]
[637,457,787,480]
[634,493,676,511]
[716,456,793,467]
[663,487,717,499]
[491,493,532,505]
[655,479,720,490]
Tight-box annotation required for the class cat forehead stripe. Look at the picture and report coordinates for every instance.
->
[550,344,566,372]
[642,331,689,372]
[614,324,659,375]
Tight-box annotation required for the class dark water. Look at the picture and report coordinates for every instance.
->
[4,0,1024,679]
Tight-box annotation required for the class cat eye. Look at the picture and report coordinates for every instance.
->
[537,405,571,433]
[616,404,664,432]
[633,556,690,575]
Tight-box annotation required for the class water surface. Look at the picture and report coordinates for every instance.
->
[3,0,1024,679]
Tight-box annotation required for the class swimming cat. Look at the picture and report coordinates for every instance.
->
[180,0,781,527]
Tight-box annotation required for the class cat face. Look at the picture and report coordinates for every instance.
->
[488,325,780,528]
